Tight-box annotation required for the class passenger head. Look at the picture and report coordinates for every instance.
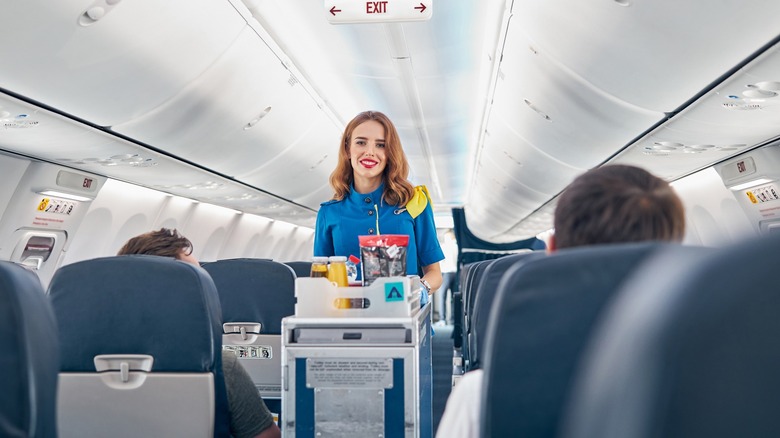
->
[551,164,685,250]
[329,110,414,205]
[117,228,199,266]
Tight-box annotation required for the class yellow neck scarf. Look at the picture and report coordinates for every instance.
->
[405,185,431,219]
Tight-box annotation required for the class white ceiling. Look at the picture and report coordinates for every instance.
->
[1,0,779,241]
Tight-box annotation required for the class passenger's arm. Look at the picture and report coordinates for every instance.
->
[436,370,483,438]
[222,352,279,438]
[254,423,280,438]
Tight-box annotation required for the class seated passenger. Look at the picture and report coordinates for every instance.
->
[118,228,281,438]
[435,164,686,438]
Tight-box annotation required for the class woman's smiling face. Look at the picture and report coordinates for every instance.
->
[349,120,387,183]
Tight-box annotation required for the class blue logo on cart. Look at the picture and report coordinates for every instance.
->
[385,282,404,302]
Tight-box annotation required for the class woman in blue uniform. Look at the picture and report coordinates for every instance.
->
[314,110,444,298]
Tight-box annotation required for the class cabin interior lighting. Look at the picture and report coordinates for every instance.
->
[38,190,94,202]
[729,178,773,191]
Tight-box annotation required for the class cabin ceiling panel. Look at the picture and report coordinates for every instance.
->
[481,113,584,196]
[0,0,245,127]
[477,153,552,208]
[465,156,551,242]
[490,24,664,168]
[236,113,340,205]
[0,94,317,227]
[464,194,531,242]
[611,126,757,181]
[242,0,502,211]
[240,0,368,122]
[515,0,780,112]
[406,141,465,206]
[113,28,327,179]
[502,203,557,242]
[611,42,780,180]
[464,183,537,242]
[0,96,135,160]
[290,185,337,211]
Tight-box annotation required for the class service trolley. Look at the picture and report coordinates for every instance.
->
[281,276,432,438]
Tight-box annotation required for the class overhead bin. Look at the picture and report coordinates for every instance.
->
[0,0,245,127]
[114,27,341,209]
[465,159,552,242]
[0,94,318,227]
[486,24,663,168]
[235,113,341,206]
[501,203,557,243]
[611,42,780,179]
[514,0,780,112]
[481,113,584,195]
[115,27,334,176]
[467,17,663,241]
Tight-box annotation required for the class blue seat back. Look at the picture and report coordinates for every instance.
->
[49,255,229,438]
[284,261,312,278]
[458,259,493,364]
[481,242,667,438]
[202,258,296,334]
[0,261,58,438]
[468,251,546,370]
[562,236,779,438]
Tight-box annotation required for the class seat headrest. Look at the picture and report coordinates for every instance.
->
[481,241,670,438]
[202,258,295,334]
[562,235,780,438]
[469,251,546,368]
[49,255,223,372]
[0,261,58,438]
[284,261,313,278]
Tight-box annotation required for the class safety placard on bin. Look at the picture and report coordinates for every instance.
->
[306,358,393,388]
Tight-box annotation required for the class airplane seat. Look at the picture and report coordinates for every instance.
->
[451,263,473,350]
[561,235,780,438]
[284,260,312,278]
[48,255,229,438]
[467,251,546,370]
[480,242,677,438]
[458,259,493,370]
[0,261,59,438]
[201,258,296,415]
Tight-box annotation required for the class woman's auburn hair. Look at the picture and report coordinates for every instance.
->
[329,110,415,206]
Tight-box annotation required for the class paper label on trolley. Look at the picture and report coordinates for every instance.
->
[306,358,393,389]
[223,345,273,359]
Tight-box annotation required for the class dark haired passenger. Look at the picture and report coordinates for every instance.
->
[118,228,281,438]
[435,164,686,438]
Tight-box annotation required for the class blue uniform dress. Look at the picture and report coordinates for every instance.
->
[314,182,445,281]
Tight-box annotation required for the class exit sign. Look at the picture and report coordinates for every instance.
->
[326,0,432,24]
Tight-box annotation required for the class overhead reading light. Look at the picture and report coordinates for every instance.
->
[729,178,773,191]
[38,190,94,202]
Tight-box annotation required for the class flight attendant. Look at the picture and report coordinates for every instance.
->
[314,110,444,299]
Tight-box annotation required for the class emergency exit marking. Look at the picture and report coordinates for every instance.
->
[326,0,432,24]
[37,198,76,215]
[746,184,780,204]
